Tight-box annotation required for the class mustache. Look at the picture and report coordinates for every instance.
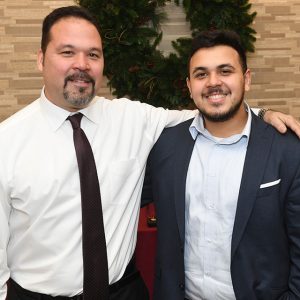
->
[203,87,228,97]
[64,72,95,87]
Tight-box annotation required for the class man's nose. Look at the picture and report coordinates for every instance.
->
[73,53,90,70]
[206,72,221,87]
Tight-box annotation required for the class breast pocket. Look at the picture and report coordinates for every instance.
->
[108,159,141,204]
[257,180,281,198]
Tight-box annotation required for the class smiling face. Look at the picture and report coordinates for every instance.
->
[187,45,251,123]
[37,17,104,111]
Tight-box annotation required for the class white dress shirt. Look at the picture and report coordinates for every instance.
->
[185,107,251,300]
[0,89,195,299]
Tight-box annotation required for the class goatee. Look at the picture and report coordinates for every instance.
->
[63,71,96,107]
[199,88,244,122]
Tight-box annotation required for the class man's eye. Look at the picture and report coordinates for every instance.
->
[61,51,73,56]
[89,53,100,59]
[195,73,207,79]
[220,69,232,75]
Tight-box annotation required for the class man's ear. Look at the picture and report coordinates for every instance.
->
[37,49,44,71]
[244,69,251,92]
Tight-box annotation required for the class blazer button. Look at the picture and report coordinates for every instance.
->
[179,283,185,290]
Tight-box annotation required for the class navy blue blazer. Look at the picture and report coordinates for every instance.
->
[142,113,300,300]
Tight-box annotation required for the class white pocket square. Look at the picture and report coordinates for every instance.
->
[260,179,281,189]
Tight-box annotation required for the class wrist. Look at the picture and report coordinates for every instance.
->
[258,108,271,120]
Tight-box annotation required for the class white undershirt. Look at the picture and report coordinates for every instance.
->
[0,89,196,299]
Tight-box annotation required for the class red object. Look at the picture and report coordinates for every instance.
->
[136,204,157,300]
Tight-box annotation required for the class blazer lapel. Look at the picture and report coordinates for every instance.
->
[231,114,275,257]
[173,121,195,243]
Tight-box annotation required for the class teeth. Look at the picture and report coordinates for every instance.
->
[207,94,225,100]
[74,80,88,83]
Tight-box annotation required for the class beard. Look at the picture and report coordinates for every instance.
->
[63,71,95,107]
[199,87,244,122]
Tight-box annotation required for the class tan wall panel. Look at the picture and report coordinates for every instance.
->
[0,0,300,121]
[0,0,75,121]
[247,0,300,115]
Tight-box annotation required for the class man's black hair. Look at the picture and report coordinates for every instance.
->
[41,6,101,54]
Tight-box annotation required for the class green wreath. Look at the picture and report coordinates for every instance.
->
[77,0,256,108]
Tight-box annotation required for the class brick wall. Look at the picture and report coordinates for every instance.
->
[247,0,300,117]
[0,0,299,121]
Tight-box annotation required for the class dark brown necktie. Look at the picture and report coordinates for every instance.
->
[68,113,109,300]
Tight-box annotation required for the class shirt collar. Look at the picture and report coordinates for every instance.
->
[189,102,252,145]
[39,87,100,131]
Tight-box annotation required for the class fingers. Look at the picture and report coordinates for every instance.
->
[280,115,300,139]
[264,110,300,138]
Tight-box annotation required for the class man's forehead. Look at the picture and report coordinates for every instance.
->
[50,17,100,36]
[190,46,240,67]
[192,45,239,58]
[48,17,102,46]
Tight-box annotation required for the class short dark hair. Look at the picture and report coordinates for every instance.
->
[188,30,247,74]
[41,6,101,54]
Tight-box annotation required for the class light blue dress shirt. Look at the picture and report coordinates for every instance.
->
[185,105,252,300]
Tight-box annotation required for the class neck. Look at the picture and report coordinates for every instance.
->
[203,105,248,138]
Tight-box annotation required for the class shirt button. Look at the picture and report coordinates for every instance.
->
[179,283,185,290]
[205,271,210,276]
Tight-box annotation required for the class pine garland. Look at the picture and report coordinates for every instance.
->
[77,0,256,108]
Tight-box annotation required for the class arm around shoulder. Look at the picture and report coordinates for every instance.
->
[254,108,300,138]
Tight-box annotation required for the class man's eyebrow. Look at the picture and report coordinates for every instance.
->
[89,47,103,53]
[57,45,103,53]
[192,66,207,74]
[191,64,236,74]
[218,64,235,69]
[57,44,75,49]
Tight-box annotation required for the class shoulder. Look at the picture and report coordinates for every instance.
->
[274,128,300,157]
[150,118,194,156]
[252,114,300,170]
[251,113,300,150]
[95,96,169,121]
[97,96,159,111]
[159,118,194,139]
[0,99,40,135]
